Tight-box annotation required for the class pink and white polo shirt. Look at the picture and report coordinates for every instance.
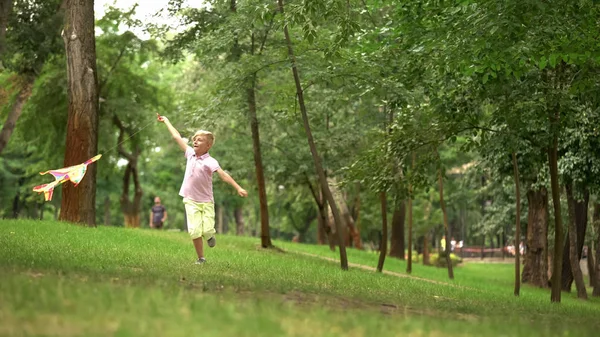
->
[178,147,220,203]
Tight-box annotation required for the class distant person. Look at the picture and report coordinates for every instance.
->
[149,196,167,229]
[450,237,456,252]
[157,114,248,264]
[440,235,446,252]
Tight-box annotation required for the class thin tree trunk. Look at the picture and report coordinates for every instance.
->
[522,187,549,288]
[512,152,521,296]
[234,207,245,235]
[594,202,600,296]
[565,184,588,299]
[407,152,415,273]
[548,129,564,302]
[561,185,589,291]
[247,75,271,248]
[376,192,388,272]
[114,115,142,228]
[594,232,600,296]
[0,77,34,155]
[587,246,595,287]
[307,176,332,248]
[438,163,454,279]
[278,0,347,270]
[389,200,406,259]
[59,0,99,226]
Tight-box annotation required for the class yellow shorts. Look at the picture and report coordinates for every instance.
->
[183,198,216,240]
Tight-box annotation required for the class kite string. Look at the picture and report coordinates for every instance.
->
[100,119,157,155]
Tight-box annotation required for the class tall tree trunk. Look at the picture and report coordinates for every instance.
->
[307,176,332,248]
[587,247,595,287]
[11,177,23,218]
[561,185,589,291]
[512,152,521,296]
[119,162,142,228]
[0,77,34,155]
[234,0,273,248]
[438,164,454,279]
[565,184,588,299]
[277,0,347,270]
[407,152,415,273]
[352,182,361,241]
[234,207,245,235]
[522,187,549,288]
[548,129,564,302]
[59,0,99,226]
[593,202,600,296]
[0,0,12,60]
[389,200,406,259]
[376,192,388,272]
[114,115,142,228]
[247,74,271,248]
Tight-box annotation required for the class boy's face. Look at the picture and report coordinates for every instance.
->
[193,135,212,155]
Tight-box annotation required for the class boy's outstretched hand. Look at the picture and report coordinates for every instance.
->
[237,188,248,197]
[156,113,166,122]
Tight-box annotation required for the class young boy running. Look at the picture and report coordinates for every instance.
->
[158,114,248,264]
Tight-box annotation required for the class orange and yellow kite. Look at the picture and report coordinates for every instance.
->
[33,154,102,201]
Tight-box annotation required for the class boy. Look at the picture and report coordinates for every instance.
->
[158,114,248,264]
[149,196,167,229]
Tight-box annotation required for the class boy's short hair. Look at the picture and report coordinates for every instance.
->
[193,130,215,145]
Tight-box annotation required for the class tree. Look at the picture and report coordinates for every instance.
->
[277,0,348,270]
[59,0,99,225]
[0,0,66,155]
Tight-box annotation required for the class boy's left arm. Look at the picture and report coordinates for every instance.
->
[216,168,248,197]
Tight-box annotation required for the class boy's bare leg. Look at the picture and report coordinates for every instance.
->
[193,237,204,259]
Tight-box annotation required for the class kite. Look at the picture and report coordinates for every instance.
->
[33,154,102,201]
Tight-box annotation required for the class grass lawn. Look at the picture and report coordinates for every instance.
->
[1,219,599,336]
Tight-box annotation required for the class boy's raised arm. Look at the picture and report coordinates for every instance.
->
[157,114,188,151]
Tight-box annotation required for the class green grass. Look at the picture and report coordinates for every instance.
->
[1,220,599,336]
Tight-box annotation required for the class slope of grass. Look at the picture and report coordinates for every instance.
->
[1,219,599,336]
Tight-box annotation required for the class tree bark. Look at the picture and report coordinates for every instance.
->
[594,202,600,296]
[512,152,521,296]
[376,192,388,272]
[438,164,454,279]
[0,77,34,155]
[407,152,415,273]
[561,185,589,292]
[59,0,99,226]
[277,0,347,270]
[548,134,563,302]
[522,187,549,288]
[114,115,142,228]
[247,75,272,248]
[307,176,332,248]
[234,206,245,235]
[587,247,595,287]
[389,200,406,259]
[565,184,588,299]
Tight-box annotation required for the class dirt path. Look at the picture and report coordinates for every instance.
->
[292,251,474,290]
